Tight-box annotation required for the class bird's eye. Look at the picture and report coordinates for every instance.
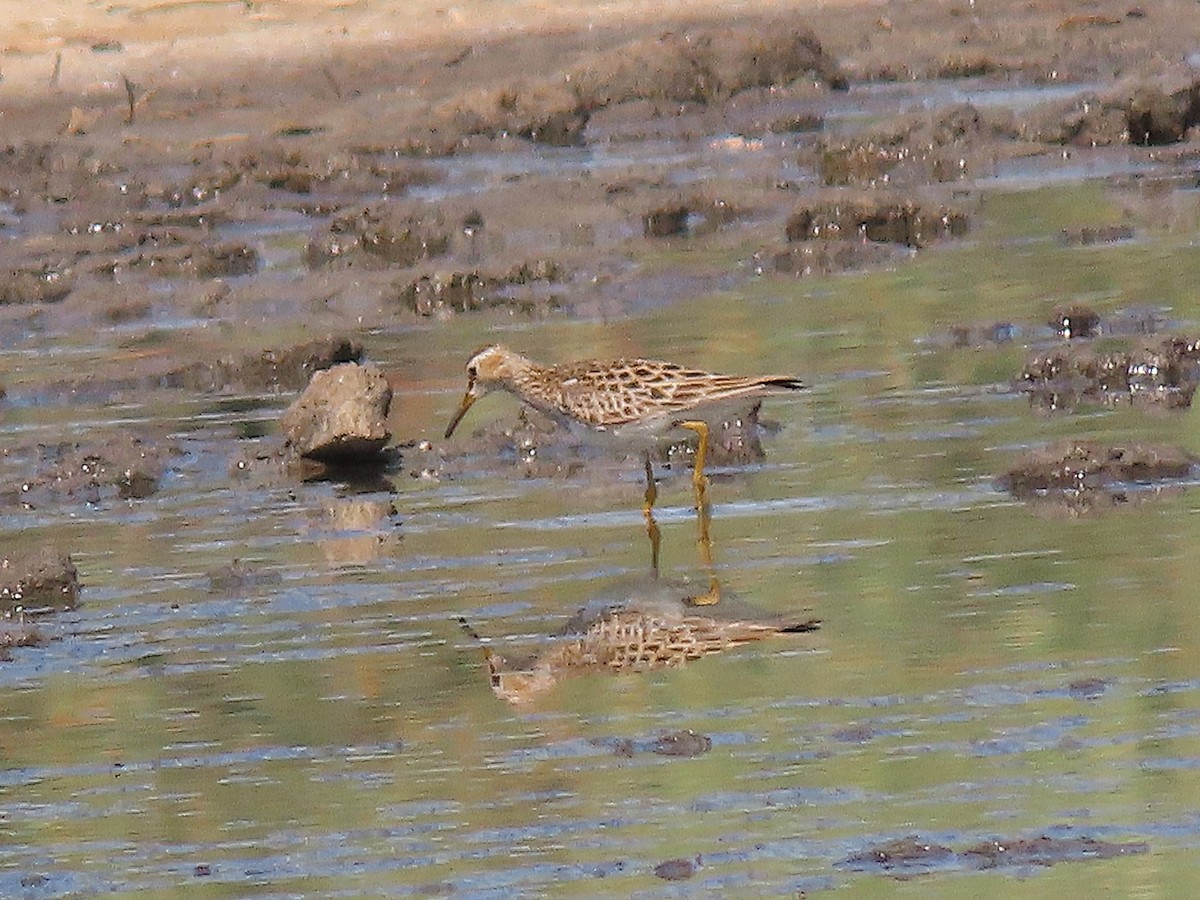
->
[468,365,478,379]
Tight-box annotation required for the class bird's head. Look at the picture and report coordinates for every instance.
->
[444,344,526,438]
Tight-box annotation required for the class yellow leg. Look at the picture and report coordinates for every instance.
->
[676,420,711,492]
[676,421,720,606]
[643,453,661,576]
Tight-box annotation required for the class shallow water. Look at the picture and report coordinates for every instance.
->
[6,137,1200,899]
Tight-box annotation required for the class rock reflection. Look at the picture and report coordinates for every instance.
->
[309,496,400,566]
[478,577,820,705]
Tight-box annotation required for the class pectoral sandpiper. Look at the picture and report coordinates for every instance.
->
[444,343,803,474]
[444,344,806,599]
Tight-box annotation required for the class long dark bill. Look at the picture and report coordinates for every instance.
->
[444,391,477,439]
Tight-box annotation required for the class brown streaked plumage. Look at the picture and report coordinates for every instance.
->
[485,602,821,705]
[444,344,806,590]
[444,344,804,442]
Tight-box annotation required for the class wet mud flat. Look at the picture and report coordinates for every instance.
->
[5,0,1200,896]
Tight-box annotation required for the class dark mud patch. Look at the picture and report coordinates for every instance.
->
[13,336,364,410]
[205,559,284,596]
[0,623,47,661]
[814,103,1016,187]
[841,836,955,875]
[605,729,714,759]
[842,833,1147,877]
[1017,76,1200,148]
[104,238,258,281]
[942,305,1164,350]
[1,434,180,508]
[393,259,565,319]
[962,835,1148,868]
[1060,225,1136,247]
[832,724,881,744]
[306,206,451,270]
[172,336,363,394]
[785,193,969,248]
[1020,335,1200,411]
[1067,677,1111,700]
[1049,304,1103,340]
[1,548,79,615]
[1000,440,1195,515]
[643,197,737,238]
[1002,440,1194,493]
[946,321,1022,349]
[0,261,75,305]
[653,857,698,881]
[422,21,847,153]
[758,239,905,277]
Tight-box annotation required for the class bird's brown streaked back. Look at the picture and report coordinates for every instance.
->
[444,344,805,437]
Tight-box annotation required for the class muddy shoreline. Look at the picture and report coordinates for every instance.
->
[5,0,1200,595]
[6,4,1200,894]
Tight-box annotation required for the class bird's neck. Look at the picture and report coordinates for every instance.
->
[502,354,541,391]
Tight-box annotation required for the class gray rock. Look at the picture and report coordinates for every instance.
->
[280,362,392,463]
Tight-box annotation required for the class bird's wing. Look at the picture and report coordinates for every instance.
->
[550,359,795,427]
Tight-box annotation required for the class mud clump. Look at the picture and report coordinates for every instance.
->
[643,198,735,238]
[421,21,846,153]
[1021,335,1200,411]
[1,548,79,614]
[936,55,1005,79]
[644,204,691,238]
[653,858,697,881]
[570,23,848,110]
[1050,304,1102,340]
[842,836,955,873]
[843,833,1148,875]
[167,168,241,208]
[652,730,713,757]
[494,88,591,148]
[106,239,258,280]
[306,206,450,269]
[448,401,779,478]
[172,336,363,394]
[239,144,437,198]
[280,361,393,464]
[1060,225,1135,247]
[3,434,179,507]
[1126,82,1200,146]
[0,623,47,661]
[606,728,713,758]
[0,261,75,304]
[1001,440,1194,494]
[948,321,1021,348]
[657,402,781,470]
[785,194,968,247]
[762,239,904,277]
[1068,677,1110,700]
[426,83,591,151]
[1020,92,1131,147]
[1020,77,1200,148]
[206,559,284,596]
[962,835,1148,868]
[394,260,564,318]
[815,103,1008,187]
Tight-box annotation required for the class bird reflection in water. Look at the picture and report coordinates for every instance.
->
[471,578,820,705]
